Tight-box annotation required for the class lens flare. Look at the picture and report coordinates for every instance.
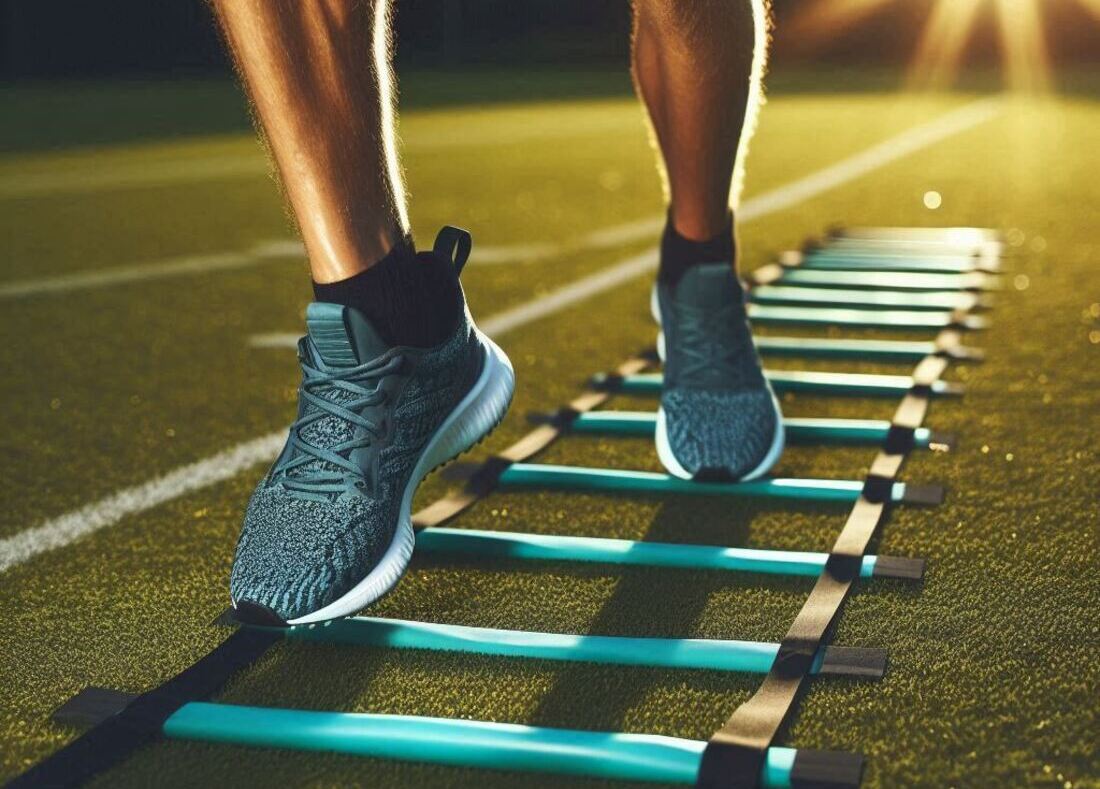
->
[781,0,1084,92]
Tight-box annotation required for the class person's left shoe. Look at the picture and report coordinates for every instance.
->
[652,263,784,481]
[230,228,514,626]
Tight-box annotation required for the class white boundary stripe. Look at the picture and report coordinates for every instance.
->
[466,242,561,264]
[0,156,271,200]
[249,99,1002,351]
[0,242,301,299]
[0,433,286,573]
[1,240,566,299]
[0,98,1001,574]
[480,248,659,337]
[0,114,640,200]
[737,98,1001,221]
[0,99,999,300]
[250,248,660,351]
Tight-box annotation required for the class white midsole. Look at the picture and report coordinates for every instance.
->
[287,327,515,625]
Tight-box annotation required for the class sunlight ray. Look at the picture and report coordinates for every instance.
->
[781,0,893,55]
[994,0,1054,92]
[906,0,985,91]
[1073,0,1100,20]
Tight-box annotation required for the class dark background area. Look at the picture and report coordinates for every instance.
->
[2,0,1099,80]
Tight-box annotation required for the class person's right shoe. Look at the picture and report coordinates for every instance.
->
[230,227,514,626]
[652,263,784,481]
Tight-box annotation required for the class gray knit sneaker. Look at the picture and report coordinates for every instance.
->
[230,228,514,626]
[652,264,784,481]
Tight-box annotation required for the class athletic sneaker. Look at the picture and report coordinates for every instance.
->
[230,229,514,626]
[652,263,784,481]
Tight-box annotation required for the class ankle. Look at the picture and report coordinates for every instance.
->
[312,236,464,348]
[658,211,737,288]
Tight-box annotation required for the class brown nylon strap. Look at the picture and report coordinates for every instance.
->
[697,330,956,787]
[411,355,651,529]
[697,674,807,789]
[747,263,786,287]
[911,355,949,389]
[934,329,962,351]
[893,394,931,431]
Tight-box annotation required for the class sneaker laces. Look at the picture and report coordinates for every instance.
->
[676,299,755,387]
[275,354,404,497]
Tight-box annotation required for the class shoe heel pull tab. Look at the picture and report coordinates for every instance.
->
[433,226,473,275]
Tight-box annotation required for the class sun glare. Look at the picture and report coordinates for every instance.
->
[906,0,985,91]
[780,0,892,55]
[786,0,1083,92]
[1076,0,1100,19]
[994,0,1054,92]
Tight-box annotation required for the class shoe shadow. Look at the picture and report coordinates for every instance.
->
[526,496,817,733]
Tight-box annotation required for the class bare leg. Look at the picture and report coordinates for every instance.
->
[632,0,768,242]
[637,1,783,483]
[211,0,407,283]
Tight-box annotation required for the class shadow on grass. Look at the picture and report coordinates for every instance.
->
[524,496,819,732]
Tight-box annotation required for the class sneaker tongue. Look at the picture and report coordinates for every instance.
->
[305,302,391,368]
[674,263,743,307]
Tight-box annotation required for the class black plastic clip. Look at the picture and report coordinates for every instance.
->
[588,372,624,391]
[54,687,138,729]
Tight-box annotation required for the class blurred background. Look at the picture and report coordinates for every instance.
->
[4,0,1100,77]
[2,4,1099,788]
[3,0,1100,153]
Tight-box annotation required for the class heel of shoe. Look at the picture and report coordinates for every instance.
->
[423,332,515,474]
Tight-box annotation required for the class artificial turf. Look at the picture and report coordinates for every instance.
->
[0,69,1097,788]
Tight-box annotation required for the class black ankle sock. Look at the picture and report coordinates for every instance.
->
[312,235,464,348]
[657,213,737,289]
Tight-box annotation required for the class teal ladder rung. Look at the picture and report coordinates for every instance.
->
[594,370,964,398]
[164,703,858,787]
[751,285,986,312]
[499,463,943,505]
[269,615,884,678]
[55,689,865,788]
[415,526,924,580]
[799,252,997,274]
[748,303,987,330]
[557,411,951,449]
[826,225,1001,244]
[777,267,999,292]
[754,336,983,362]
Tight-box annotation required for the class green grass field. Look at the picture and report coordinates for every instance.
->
[1,69,1097,788]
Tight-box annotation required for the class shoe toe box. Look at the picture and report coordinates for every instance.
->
[230,486,395,622]
[661,387,781,479]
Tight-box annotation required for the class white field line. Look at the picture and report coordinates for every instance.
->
[0,156,270,201]
[250,98,1002,351]
[251,247,661,351]
[0,98,1001,574]
[0,433,287,573]
[0,241,303,299]
[0,240,564,299]
[0,114,639,200]
[1,99,1000,300]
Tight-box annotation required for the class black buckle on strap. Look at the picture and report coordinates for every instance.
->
[861,475,894,504]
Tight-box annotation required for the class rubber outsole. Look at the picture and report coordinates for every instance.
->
[282,326,515,626]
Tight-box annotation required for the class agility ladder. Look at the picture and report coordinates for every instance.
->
[15,225,1001,788]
